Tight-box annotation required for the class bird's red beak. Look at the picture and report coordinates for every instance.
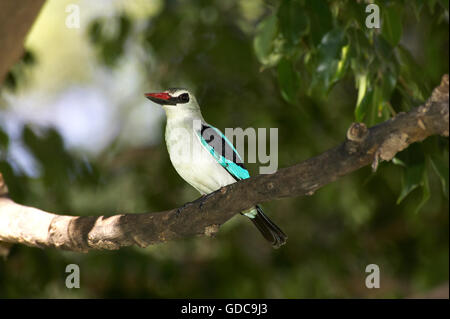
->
[145,92,171,100]
[145,92,177,105]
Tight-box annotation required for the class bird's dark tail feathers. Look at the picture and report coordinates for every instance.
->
[249,206,287,248]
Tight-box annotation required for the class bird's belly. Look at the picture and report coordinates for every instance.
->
[173,162,233,195]
[167,134,236,195]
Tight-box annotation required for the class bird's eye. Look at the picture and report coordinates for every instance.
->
[179,93,190,103]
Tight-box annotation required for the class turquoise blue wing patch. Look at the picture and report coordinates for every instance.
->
[197,123,250,181]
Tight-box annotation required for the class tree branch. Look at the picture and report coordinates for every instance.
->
[0,0,46,85]
[0,75,448,253]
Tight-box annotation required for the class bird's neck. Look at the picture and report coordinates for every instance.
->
[164,109,204,155]
[165,108,203,124]
[165,108,204,133]
[165,106,202,118]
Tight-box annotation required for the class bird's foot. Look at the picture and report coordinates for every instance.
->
[176,202,190,217]
[197,192,215,209]
[176,192,215,217]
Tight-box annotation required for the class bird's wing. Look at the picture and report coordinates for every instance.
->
[196,122,250,181]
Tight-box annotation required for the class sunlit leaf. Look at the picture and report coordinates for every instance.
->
[354,73,373,122]
[335,45,350,81]
[253,14,280,67]
[309,28,347,94]
[392,157,406,167]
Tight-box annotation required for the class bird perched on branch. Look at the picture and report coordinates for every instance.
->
[145,88,287,248]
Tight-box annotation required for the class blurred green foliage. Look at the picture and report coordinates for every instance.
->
[0,0,448,298]
[3,50,36,91]
[253,0,449,211]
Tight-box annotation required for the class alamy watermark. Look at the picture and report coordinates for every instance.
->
[65,4,80,29]
[65,264,80,288]
[365,4,380,29]
[365,264,380,289]
[167,119,278,174]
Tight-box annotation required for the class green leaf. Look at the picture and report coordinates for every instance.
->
[397,162,425,204]
[430,153,449,197]
[278,0,309,48]
[427,0,439,13]
[367,67,397,125]
[396,45,430,103]
[309,28,347,94]
[304,0,333,46]
[344,1,368,28]
[88,14,131,67]
[335,44,350,81]
[356,73,368,109]
[374,35,398,75]
[318,29,346,62]
[414,170,430,214]
[22,50,36,66]
[277,58,300,104]
[392,157,406,167]
[22,126,75,186]
[380,71,397,101]
[369,84,389,125]
[354,73,373,122]
[4,72,17,91]
[382,4,403,46]
[395,143,432,213]
[0,160,27,201]
[348,28,373,75]
[253,14,280,66]
[410,0,424,21]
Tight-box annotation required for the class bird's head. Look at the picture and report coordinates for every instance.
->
[145,88,199,112]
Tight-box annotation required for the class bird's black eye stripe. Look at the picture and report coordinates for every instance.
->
[178,93,190,103]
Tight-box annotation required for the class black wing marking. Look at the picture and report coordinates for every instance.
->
[200,123,245,168]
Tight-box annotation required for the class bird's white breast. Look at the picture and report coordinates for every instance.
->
[165,115,236,195]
